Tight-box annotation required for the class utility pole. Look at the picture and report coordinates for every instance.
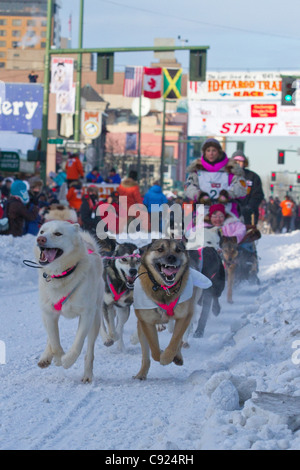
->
[160,98,166,188]
[74,0,84,142]
[40,0,53,183]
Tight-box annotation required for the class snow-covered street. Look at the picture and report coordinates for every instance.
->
[1,231,300,450]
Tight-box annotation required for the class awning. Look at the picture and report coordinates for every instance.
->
[0,131,39,159]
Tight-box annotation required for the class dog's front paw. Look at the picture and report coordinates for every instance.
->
[61,351,78,369]
[81,373,93,384]
[173,354,184,366]
[38,358,52,369]
[133,372,147,380]
[160,350,174,366]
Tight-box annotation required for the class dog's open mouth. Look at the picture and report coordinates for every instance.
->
[155,263,180,285]
[39,247,63,265]
[123,272,136,289]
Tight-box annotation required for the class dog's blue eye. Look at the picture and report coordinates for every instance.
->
[54,232,62,236]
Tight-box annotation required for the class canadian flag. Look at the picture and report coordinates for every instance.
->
[143,67,162,99]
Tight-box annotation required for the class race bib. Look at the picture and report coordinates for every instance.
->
[197,171,229,200]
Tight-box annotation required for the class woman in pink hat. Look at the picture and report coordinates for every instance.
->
[184,138,247,218]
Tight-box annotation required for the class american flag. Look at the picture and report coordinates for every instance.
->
[123,66,143,97]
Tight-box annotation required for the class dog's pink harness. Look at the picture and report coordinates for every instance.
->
[107,278,127,302]
[53,283,80,311]
[156,297,179,317]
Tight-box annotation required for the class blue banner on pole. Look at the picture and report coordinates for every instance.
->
[0,83,43,133]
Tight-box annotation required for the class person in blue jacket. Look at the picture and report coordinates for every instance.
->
[86,167,104,184]
[143,181,168,232]
[143,181,168,211]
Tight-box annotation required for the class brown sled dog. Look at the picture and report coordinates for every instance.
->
[133,239,211,380]
[220,226,261,303]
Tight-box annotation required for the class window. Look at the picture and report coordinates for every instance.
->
[41,20,47,27]
[41,31,47,38]
[0,30,6,37]
[0,19,7,26]
[12,41,19,48]
[0,52,5,58]
[0,62,5,68]
[12,19,22,26]
[27,20,36,26]
[41,42,46,48]
[12,30,21,37]
[0,41,6,47]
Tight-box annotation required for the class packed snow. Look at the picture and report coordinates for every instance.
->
[1,230,300,450]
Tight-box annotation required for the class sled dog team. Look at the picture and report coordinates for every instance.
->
[34,220,237,383]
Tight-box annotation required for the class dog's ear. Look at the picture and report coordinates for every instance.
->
[97,236,116,254]
[139,242,153,257]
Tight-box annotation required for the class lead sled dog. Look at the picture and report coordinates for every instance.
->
[35,220,104,383]
[133,239,212,380]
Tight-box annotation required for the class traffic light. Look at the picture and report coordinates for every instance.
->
[96,53,114,84]
[278,150,285,164]
[281,76,296,106]
[271,172,276,182]
[297,174,300,184]
[270,184,274,193]
[289,185,293,191]
[189,49,207,82]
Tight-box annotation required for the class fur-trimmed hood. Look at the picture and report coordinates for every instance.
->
[119,177,139,188]
[187,154,243,176]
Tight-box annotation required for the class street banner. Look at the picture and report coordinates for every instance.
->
[123,66,143,97]
[0,83,43,133]
[163,68,182,99]
[56,84,75,114]
[188,100,300,136]
[188,71,287,101]
[143,67,162,99]
[81,110,102,139]
[51,57,74,93]
[125,132,137,151]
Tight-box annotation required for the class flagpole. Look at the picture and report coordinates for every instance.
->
[160,98,166,188]
[137,95,142,180]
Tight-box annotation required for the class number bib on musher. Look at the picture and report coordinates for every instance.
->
[197,170,229,201]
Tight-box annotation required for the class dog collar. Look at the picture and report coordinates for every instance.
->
[43,264,78,282]
[141,265,181,296]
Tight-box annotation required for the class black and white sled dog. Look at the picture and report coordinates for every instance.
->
[99,238,141,351]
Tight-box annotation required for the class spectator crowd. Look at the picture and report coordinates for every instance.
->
[0,146,299,240]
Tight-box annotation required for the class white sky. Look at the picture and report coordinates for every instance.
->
[59,0,300,188]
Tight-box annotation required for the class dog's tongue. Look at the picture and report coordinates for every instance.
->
[162,266,178,276]
[43,249,57,263]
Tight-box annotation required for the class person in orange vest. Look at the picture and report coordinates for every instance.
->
[280,194,295,233]
[66,180,84,214]
[66,153,84,187]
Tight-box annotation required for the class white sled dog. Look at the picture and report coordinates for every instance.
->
[35,220,104,383]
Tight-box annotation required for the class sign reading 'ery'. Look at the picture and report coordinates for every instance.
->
[0,83,43,133]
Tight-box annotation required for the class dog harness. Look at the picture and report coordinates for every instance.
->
[133,268,212,315]
[156,297,180,317]
[107,275,127,302]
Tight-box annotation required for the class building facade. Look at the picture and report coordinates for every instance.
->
[0,0,61,69]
